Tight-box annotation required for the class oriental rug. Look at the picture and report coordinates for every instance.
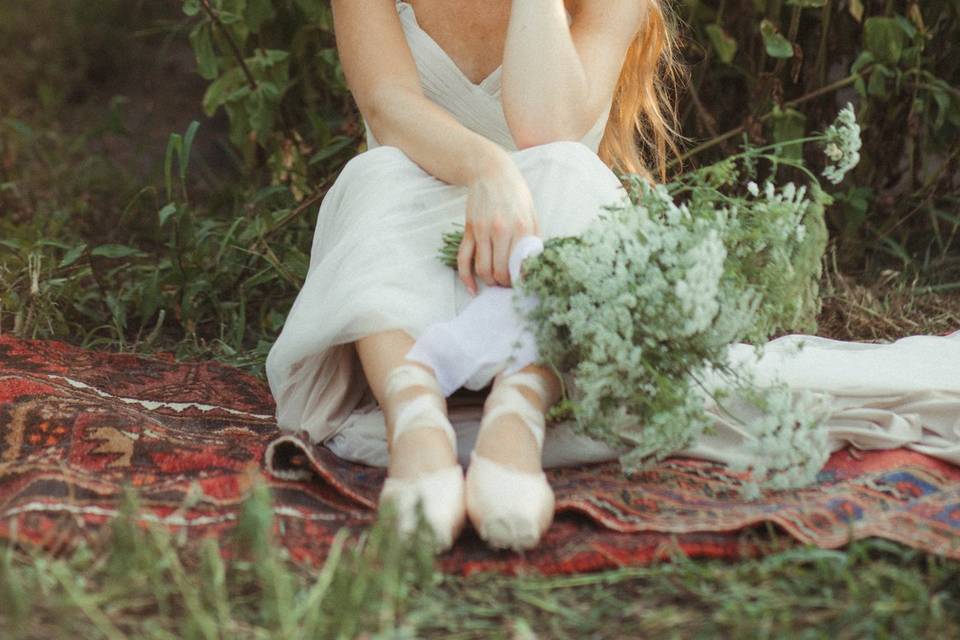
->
[2,335,959,576]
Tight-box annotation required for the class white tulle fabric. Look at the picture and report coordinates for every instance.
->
[266,0,960,471]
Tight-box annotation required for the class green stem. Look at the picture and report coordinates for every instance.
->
[815,1,832,87]
[198,0,258,92]
[681,0,727,129]
[773,6,801,78]
[672,69,868,168]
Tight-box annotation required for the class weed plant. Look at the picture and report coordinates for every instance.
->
[2,481,959,639]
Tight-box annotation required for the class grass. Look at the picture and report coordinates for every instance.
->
[3,482,959,640]
[2,3,960,638]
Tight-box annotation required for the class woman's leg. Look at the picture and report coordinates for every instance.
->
[472,363,561,471]
[465,363,562,550]
[355,329,458,477]
[356,329,465,551]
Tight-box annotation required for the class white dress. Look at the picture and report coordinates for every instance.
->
[266,1,960,471]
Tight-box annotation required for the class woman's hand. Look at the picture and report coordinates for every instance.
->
[457,150,540,294]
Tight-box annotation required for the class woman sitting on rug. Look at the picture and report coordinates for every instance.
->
[266,0,672,552]
[264,0,960,555]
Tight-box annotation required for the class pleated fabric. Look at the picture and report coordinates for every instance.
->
[266,139,626,443]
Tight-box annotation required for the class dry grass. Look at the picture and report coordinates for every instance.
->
[818,256,960,342]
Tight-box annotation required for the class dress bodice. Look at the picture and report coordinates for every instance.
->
[364,1,611,153]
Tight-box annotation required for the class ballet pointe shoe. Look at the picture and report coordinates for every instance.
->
[377,364,466,553]
[465,372,555,551]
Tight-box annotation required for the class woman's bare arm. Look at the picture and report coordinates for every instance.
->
[333,0,502,185]
[502,0,647,148]
[332,0,539,292]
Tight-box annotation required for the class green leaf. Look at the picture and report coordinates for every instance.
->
[849,0,864,22]
[34,239,70,250]
[252,49,290,69]
[850,50,874,75]
[867,66,892,99]
[259,81,280,100]
[0,239,25,254]
[785,0,826,7]
[180,121,201,183]
[247,88,274,139]
[189,23,219,81]
[217,10,242,25]
[245,0,275,33]
[894,15,918,40]
[930,89,951,130]
[309,137,354,165]
[90,245,148,259]
[770,107,806,162]
[705,24,738,64]
[294,0,327,23]
[202,68,245,116]
[139,269,161,323]
[863,17,905,66]
[760,19,794,59]
[182,0,200,16]
[158,203,179,227]
[164,133,183,201]
[59,244,88,268]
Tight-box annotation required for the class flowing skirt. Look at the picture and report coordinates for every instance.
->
[266,141,960,472]
[265,141,627,444]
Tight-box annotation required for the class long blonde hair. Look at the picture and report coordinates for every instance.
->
[597,0,683,182]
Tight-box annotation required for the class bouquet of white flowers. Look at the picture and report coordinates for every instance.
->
[436,105,862,497]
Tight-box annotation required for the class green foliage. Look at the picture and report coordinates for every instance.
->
[3,501,960,637]
[678,1,960,275]
[4,0,955,368]
[178,0,960,282]
[181,0,356,199]
[0,480,441,639]
[0,113,321,373]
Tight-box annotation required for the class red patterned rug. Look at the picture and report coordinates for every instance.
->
[2,335,959,576]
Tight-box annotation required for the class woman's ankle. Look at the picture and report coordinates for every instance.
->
[388,426,459,478]
[472,413,543,474]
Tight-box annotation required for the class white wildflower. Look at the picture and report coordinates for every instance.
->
[821,103,862,185]
[439,108,833,493]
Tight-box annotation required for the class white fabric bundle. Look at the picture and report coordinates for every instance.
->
[406,235,545,394]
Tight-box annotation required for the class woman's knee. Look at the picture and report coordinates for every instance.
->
[338,145,421,182]
[513,141,614,181]
[515,140,600,165]
[356,330,416,366]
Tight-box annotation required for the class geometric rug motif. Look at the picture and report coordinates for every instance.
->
[2,335,959,576]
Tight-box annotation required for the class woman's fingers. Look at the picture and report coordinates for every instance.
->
[473,224,495,287]
[507,233,520,283]
[457,227,477,295]
[492,221,512,287]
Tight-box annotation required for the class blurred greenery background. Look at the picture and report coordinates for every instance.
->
[1,2,959,638]
[1,0,958,374]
